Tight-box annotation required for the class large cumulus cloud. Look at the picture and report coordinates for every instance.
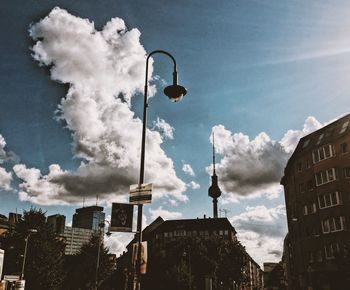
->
[14,7,186,205]
[210,116,322,202]
[230,205,287,266]
[0,134,13,190]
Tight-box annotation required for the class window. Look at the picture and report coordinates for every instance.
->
[307,180,313,191]
[344,167,350,178]
[303,203,316,215]
[302,139,310,148]
[340,121,349,134]
[308,251,314,263]
[325,243,340,259]
[299,183,305,193]
[312,145,334,163]
[219,230,223,235]
[319,192,341,208]
[315,168,336,186]
[341,143,348,154]
[305,159,311,169]
[322,216,346,233]
[316,134,324,145]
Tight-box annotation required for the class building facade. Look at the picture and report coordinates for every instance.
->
[47,214,66,235]
[281,114,350,290]
[72,205,105,231]
[117,216,263,290]
[63,226,96,255]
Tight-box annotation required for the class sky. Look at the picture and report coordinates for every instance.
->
[1,0,350,266]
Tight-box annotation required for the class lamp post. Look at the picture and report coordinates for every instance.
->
[134,50,187,290]
[20,229,37,280]
[95,220,112,290]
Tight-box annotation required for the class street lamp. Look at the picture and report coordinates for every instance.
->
[95,220,112,290]
[135,50,187,290]
[20,229,37,280]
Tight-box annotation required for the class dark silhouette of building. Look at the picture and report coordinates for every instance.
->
[117,215,263,290]
[281,114,350,290]
[208,133,222,218]
[72,205,105,231]
[47,214,66,235]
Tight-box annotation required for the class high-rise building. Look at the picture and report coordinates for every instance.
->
[72,205,105,231]
[47,214,66,235]
[281,114,350,290]
[63,226,96,255]
[8,213,21,225]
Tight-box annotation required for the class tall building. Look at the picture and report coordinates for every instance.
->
[208,134,222,218]
[281,114,350,290]
[72,205,105,231]
[63,226,96,255]
[47,214,66,235]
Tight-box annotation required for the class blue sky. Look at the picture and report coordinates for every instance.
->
[1,0,350,265]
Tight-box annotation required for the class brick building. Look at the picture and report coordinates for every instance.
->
[281,114,350,290]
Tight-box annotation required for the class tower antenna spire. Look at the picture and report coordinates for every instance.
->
[212,132,216,175]
[208,130,221,218]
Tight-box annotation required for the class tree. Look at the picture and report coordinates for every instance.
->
[63,234,116,290]
[143,236,246,290]
[0,208,66,290]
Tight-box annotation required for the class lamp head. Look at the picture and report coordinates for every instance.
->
[164,84,187,102]
[164,70,187,102]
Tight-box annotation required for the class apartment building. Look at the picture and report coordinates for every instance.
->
[281,114,350,290]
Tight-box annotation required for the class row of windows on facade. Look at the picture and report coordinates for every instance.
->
[297,142,348,172]
[302,216,346,238]
[308,242,346,263]
[298,167,350,192]
[302,191,342,215]
[300,119,349,151]
[156,229,232,239]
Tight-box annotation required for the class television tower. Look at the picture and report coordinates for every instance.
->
[208,133,222,218]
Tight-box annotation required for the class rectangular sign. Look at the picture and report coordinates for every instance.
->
[110,203,133,232]
[129,183,152,204]
[3,275,19,282]
[0,249,4,280]
[131,241,148,274]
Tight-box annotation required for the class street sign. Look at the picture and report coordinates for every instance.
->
[110,203,134,232]
[131,241,148,274]
[3,275,19,282]
[129,183,152,204]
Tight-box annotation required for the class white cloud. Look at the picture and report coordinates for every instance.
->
[230,205,287,266]
[0,167,12,191]
[152,117,174,140]
[210,116,322,202]
[15,7,187,205]
[149,206,182,220]
[0,134,13,190]
[187,181,200,190]
[182,163,195,176]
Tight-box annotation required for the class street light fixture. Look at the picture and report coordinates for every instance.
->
[94,220,112,290]
[20,228,37,280]
[135,50,187,290]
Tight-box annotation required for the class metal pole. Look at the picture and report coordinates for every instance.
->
[134,50,177,290]
[95,225,102,290]
[20,235,30,280]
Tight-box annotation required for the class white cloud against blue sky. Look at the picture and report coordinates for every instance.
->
[2,0,350,265]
